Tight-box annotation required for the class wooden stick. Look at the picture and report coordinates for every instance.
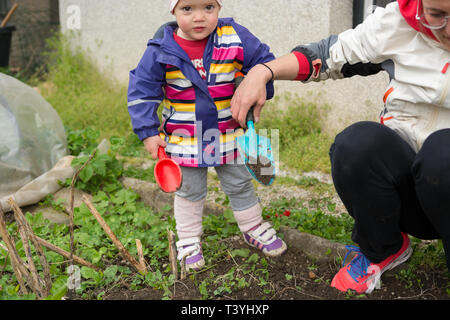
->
[0,207,30,295]
[69,149,97,268]
[8,198,52,295]
[23,228,52,295]
[180,256,186,280]
[167,229,178,280]
[10,200,45,299]
[0,242,8,252]
[135,239,147,274]
[34,235,100,271]
[82,196,146,274]
[0,3,19,28]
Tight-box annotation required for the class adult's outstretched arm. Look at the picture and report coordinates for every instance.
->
[230,53,300,128]
[230,2,396,127]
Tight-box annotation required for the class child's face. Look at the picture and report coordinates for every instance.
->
[173,0,220,41]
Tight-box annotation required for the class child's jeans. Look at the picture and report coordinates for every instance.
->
[174,163,262,239]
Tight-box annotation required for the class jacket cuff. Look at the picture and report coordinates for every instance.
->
[135,127,160,141]
[291,50,312,81]
[266,80,275,100]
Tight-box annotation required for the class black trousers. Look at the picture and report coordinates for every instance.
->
[329,121,450,269]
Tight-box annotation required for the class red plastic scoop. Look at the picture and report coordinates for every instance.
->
[154,146,182,193]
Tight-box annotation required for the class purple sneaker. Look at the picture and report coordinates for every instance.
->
[243,222,287,257]
[176,237,205,271]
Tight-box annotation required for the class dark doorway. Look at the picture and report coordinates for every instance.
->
[353,0,396,28]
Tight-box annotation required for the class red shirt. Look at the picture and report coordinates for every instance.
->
[173,32,208,80]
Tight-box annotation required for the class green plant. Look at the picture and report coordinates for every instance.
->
[39,194,67,212]
[0,125,178,299]
[109,134,146,158]
[0,66,34,84]
[199,280,209,299]
[395,263,421,290]
[66,127,100,156]
[263,197,354,245]
[408,239,447,270]
[142,270,175,300]
[123,166,156,183]
[67,153,124,195]
[256,93,332,173]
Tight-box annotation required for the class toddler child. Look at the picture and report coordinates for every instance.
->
[128,0,287,271]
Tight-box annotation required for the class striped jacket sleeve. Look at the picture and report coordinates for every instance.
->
[128,45,166,141]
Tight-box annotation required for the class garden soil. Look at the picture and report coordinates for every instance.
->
[96,235,449,301]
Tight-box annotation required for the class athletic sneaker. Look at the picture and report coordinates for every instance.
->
[243,222,287,257]
[331,232,412,294]
[176,237,205,271]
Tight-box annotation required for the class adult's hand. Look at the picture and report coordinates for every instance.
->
[230,64,273,128]
[231,53,302,128]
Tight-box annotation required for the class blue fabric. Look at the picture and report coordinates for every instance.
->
[343,245,372,282]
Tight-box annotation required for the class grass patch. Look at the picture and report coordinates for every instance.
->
[37,33,130,140]
[264,197,354,245]
[273,175,335,195]
[257,92,332,174]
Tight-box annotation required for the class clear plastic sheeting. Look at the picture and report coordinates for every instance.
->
[0,155,75,212]
[0,72,68,205]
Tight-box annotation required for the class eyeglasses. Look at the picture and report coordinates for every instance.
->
[416,0,450,30]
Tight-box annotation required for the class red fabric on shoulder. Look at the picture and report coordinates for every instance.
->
[397,0,439,42]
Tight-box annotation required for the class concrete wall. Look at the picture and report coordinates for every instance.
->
[59,0,389,136]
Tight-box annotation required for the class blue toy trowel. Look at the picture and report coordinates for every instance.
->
[234,76,275,186]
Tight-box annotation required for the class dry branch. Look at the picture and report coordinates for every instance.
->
[23,228,52,295]
[69,149,97,267]
[0,195,100,298]
[0,3,19,28]
[180,256,186,281]
[0,242,8,252]
[34,235,100,271]
[8,198,52,295]
[0,206,30,295]
[10,200,45,298]
[135,239,147,274]
[82,196,146,274]
[167,229,178,280]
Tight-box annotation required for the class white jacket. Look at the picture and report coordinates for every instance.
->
[295,1,450,152]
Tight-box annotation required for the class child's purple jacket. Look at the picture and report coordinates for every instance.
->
[128,18,274,167]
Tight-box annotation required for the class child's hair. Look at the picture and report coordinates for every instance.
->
[169,0,223,13]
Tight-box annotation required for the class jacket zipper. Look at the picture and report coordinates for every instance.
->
[424,62,450,134]
[204,35,213,84]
